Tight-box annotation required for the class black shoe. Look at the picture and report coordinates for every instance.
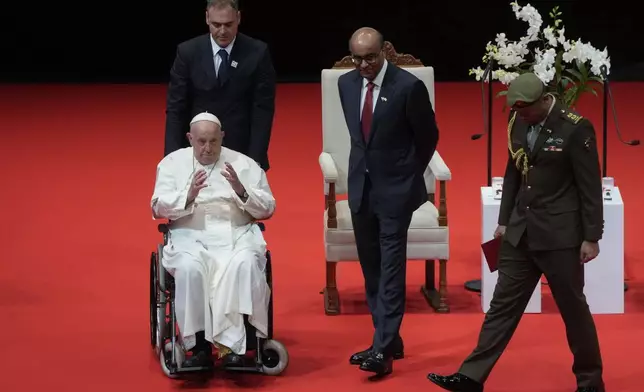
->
[350,345,404,365]
[221,352,244,368]
[182,349,214,369]
[359,352,392,376]
[577,388,601,392]
[427,372,483,391]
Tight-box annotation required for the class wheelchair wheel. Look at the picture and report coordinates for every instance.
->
[260,339,289,376]
[150,252,159,351]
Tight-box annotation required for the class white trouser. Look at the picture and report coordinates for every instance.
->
[164,246,270,355]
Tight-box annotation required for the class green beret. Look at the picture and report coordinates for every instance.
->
[507,72,545,108]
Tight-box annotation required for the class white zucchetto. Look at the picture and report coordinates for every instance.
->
[190,112,221,127]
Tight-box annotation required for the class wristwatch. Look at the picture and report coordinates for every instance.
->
[239,190,248,199]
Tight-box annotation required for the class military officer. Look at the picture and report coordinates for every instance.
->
[427,72,605,392]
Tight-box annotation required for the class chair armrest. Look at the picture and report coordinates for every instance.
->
[319,152,338,183]
[429,151,451,181]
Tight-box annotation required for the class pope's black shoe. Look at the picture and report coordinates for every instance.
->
[427,372,483,391]
[359,352,392,376]
[221,352,244,368]
[182,330,213,369]
[182,349,214,369]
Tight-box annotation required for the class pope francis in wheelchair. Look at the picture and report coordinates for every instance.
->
[149,112,288,378]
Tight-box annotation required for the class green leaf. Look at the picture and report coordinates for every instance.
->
[562,76,576,87]
[578,61,589,79]
[584,84,598,94]
[560,78,569,88]
[589,76,604,84]
[563,86,578,108]
[566,68,584,82]
[554,51,563,82]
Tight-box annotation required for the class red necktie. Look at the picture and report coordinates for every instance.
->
[361,82,375,141]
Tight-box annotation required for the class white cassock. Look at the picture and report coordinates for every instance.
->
[150,146,275,355]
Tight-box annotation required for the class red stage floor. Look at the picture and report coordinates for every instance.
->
[0,82,642,391]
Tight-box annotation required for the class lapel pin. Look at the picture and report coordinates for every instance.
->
[381,96,387,101]
[231,61,238,68]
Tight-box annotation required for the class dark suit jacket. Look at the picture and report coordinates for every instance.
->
[499,101,604,251]
[164,33,276,171]
[338,63,439,217]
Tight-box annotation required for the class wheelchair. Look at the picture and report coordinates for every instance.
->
[149,221,289,378]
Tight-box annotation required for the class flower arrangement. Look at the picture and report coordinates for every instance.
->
[469,2,611,108]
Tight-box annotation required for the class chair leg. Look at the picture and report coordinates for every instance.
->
[420,259,450,313]
[421,259,438,310]
[323,261,340,315]
[437,259,449,313]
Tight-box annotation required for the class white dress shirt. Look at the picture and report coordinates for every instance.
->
[210,35,236,76]
[360,60,388,119]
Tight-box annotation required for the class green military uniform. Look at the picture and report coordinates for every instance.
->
[458,73,605,390]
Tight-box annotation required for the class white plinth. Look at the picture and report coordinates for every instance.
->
[584,186,624,314]
[481,187,542,313]
[479,186,625,315]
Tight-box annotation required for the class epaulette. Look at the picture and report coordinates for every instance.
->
[560,108,583,124]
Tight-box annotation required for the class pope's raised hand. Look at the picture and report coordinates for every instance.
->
[187,169,208,203]
[221,162,245,196]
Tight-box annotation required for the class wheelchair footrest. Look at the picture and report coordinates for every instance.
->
[173,365,213,374]
[224,365,263,373]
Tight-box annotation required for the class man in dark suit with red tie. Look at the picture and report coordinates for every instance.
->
[164,0,276,171]
[338,27,439,377]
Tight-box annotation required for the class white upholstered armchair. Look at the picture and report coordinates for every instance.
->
[319,42,452,315]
